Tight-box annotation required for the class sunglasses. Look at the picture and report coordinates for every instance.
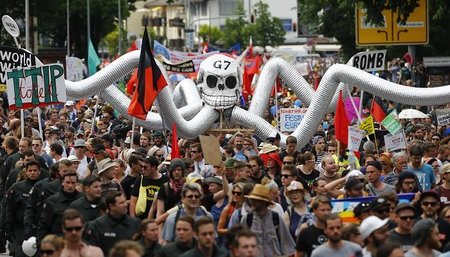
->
[432,138,440,141]
[376,208,390,214]
[422,201,438,207]
[191,151,198,153]
[186,194,200,199]
[232,191,243,196]
[40,249,55,255]
[64,226,83,232]
[399,215,415,221]
[281,174,293,178]
[32,144,40,146]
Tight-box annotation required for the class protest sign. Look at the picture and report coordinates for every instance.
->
[348,50,387,71]
[6,63,67,110]
[159,56,195,73]
[0,46,36,91]
[199,135,222,166]
[359,115,375,135]
[381,110,402,135]
[348,127,364,151]
[384,130,407,152]
[279,108,308,132]
[436,108,450,126]
[66,56,84,82]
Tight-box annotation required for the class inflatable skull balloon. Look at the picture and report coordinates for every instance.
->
[197,54,242,110]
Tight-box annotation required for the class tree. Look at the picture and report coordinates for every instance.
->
[197,25,223,45]
[222,1,250,49]
[0,0,137,59]
[248,1,286,49]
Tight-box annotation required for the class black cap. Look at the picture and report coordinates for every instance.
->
[370,197,390,210]
[344,178,364,191]
[395,203,416,214]
[419,190,439,202]
[353,201,371,218]
[366,161,382,171]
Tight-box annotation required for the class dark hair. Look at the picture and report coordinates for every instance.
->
[132,219,156,241]
[50,143,64,155]
[177,215,195,230]
[128,154,141,167]
[140,156,159,167]
[191,143,202,153]
[109,240,144,257]
[83,175,101,187]
[232,228,257,248]
[21,149,34,158]
[281,164,297,176]
[286,136,297,145]
[194,216,214,232]
[298,152,314,165]
[4,136,19,151]
[409,145,424,157]
[25,159,41,170]
[62,208,85,225]
[248,156,263,167]
[375,243,401,257]
[105,191,123,210]
[62,171,78,180]
[341,223,360,241]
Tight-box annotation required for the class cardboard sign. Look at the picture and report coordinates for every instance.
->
[0,46,36,87]
[6,63,67,110]
[348,50,387,71]
[381,110,402,135]
[66,56,84,82]
[199,135,222,166]
[384,130,407,152]
[348,127,364,151]
[436,108,450,126]
[279,108,308,132]
[359,115,375,135]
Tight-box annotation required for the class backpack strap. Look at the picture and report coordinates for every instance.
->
[245,212,253,228]
[172,204,183,240]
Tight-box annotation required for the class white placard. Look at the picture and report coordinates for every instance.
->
[348,127,364,151]
[347,50,387,72]
[66,56,84,82]
[279,108,308,132]
[384,130,407,152]
[436,108,450,126]
[2,15,20,38]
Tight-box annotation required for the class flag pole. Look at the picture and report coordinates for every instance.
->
[91,95,99,134]
[131,117,135,150]
[37,108,43,139]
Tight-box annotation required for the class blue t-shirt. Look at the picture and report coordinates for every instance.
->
[407,163,435,190]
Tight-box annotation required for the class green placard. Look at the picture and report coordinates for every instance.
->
[382,110,402,135]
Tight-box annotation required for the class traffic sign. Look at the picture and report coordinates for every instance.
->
[355,0,428,46]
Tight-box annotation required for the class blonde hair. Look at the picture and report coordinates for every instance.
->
[41,234,64,251]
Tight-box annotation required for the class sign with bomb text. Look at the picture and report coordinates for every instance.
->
[6,63,67,110]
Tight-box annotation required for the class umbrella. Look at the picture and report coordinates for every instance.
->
[398,109,428,119]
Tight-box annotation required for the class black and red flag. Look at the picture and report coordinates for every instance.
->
[127,27,168,120]
[371,96,386,123]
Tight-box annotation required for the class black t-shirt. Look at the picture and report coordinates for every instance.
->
[101,181,122,197]
[120,175,139,200]
[296,225,327,257]
[298,168,320,192]
[388,229,414,252]
[157,182,182,212]
[202,193,215,212]
[131,175,169,219]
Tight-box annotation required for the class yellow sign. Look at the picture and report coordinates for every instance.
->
[0,84,6,92]
[359,116,375,135]
[355,0,428,46]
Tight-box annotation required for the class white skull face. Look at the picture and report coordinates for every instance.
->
[197,54,241,110]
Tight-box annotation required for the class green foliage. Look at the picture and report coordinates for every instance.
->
[359,0,420,25]
[222,1,250,48]
[248,1,286,49]
[0,0,137,59]
[198,25,223,45]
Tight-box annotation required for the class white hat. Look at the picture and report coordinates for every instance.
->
[68,155,81,163]
[97,158,116,175]
[22,237,37,257]
[65,100,75,106]
[359,216,389,240]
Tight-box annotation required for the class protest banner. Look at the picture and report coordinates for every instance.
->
[66,56,84,82]
[436,108,450,126]
[384,130,407,152]
[381,109,402,135]
[6,63,67,110]
[348,127,364,151]
[359,115,375,135]
[159,56,195,73]
[332,193,414,223]
[0,46,37,91]
[279,108,308,132]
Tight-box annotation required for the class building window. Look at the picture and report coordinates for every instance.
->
[219,0,241,16]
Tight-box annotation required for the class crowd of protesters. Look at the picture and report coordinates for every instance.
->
[0,55,449,257]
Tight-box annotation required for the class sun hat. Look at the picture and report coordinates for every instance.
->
[204,176,223,185]
[74,139,86,148]
[286,181,305,192]
[97,158,116,175]
[67,155,81,163]
[186,173,204,184]
[258,144,279,154]
[245,184,272,203]
[359,216,389,240]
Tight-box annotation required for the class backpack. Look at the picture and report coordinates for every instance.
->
[172,204,208,237]
[245,211,281,249]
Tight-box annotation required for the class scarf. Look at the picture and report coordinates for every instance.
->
[170,178,185,194]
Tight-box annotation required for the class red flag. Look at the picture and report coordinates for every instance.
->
[335,91,349,145]
[126,69,138,95]
[171,123,180,159]
[242,55,261,101]
[403,52,413,66]
[127,27,168,120]
[371,96,386,123]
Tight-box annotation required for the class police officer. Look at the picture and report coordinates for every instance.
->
[68,175,102,223]
[37,171,82,242]
[88,191,141,256]
[5,160,41,257]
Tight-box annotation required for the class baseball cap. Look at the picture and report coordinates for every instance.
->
[65,100,75,106]
[370,197,390,210]
[419,190,439,202]
[344,177,364,191]
[204,176,223,185]
[395,203,416,214]
[359,216,389,240]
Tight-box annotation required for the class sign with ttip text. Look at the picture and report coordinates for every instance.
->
[355,0,428,46]
[279,108,308,132]
[6,63,67,110]
[348,50,386,72]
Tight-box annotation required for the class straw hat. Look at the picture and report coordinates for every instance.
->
[286,181,305,192]
[245,184,272,203]
[258,144,278,154]
[97,158,116,175]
